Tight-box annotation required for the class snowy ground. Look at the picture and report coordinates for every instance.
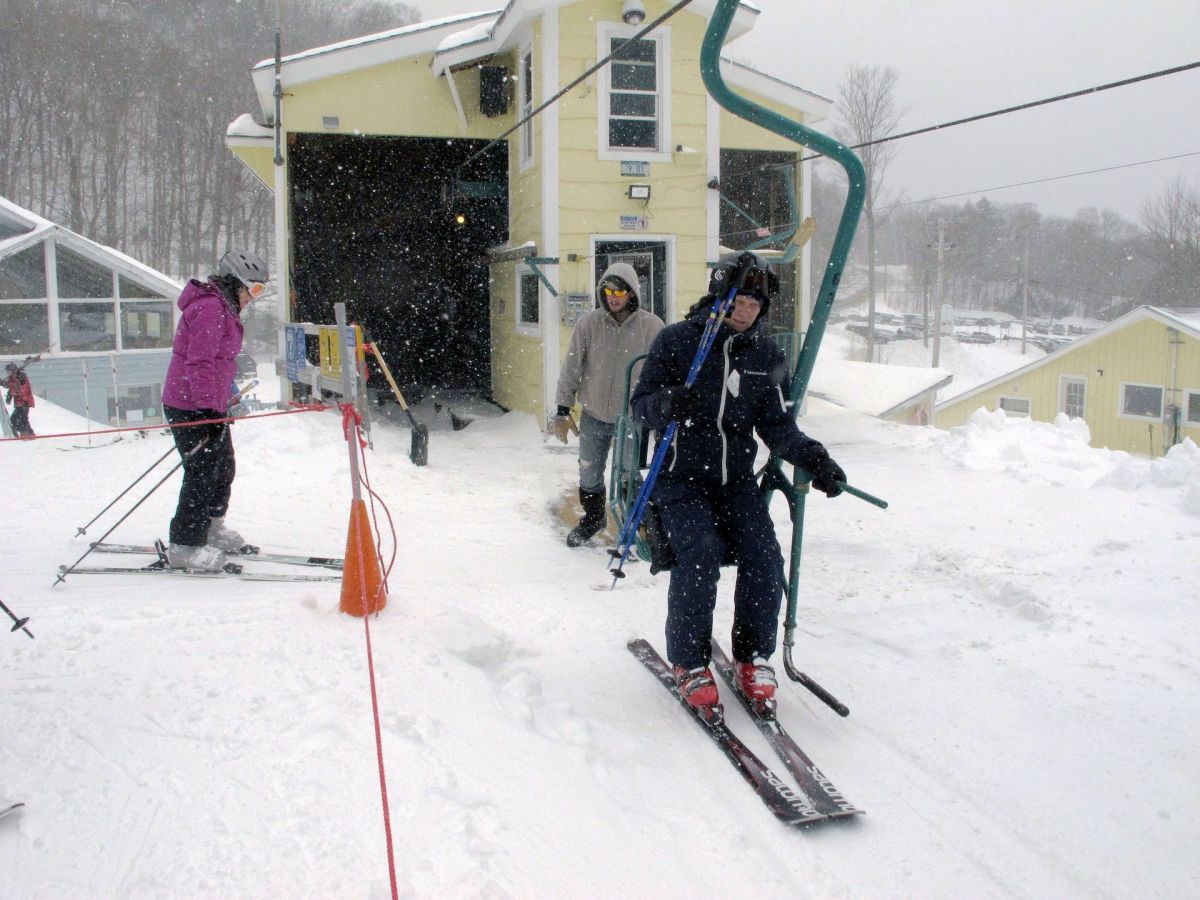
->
[3,369,1199,898]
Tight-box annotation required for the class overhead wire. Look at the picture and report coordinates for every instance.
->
[877,149,1200,211]
[802,60,1200,162]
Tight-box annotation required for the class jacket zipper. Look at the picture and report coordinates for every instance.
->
[718,339,732,485]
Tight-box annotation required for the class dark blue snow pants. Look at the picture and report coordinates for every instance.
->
[653,475,786,669]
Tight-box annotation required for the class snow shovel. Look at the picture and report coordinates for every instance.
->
[366,342,428,466]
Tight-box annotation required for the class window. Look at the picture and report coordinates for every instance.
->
[0,211,35,242]
[118,275,168,300]
[518,269,540,331]
[1060,376,1086,418]
[998,395,1030,417]
[108,382,163,427]
[120,301,173,350]
[1186,390,1200,426]
[1120,383,1163,420]
[57,246,114,298]
[0,245,46,299]
[599,26,669,158]
[519,46,534,167]
[0,302,49,354]
[60,301,116,351]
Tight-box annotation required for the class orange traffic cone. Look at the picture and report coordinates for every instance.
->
[340,498,387,616]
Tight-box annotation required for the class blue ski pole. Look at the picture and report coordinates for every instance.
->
[608,257,757,586]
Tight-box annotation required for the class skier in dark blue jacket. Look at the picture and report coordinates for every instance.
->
[631,252,846,713]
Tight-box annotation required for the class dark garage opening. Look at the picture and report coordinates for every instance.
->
[289,133,508,406]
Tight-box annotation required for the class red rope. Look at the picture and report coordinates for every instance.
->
[361,601,399,900]
[0,403,329,444]
[347,418,399,900]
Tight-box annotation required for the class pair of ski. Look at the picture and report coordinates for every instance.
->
[60,541,343,583]
[629,638,861,828]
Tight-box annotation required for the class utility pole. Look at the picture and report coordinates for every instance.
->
[1021,226,1030,356]
[932,219,946,368]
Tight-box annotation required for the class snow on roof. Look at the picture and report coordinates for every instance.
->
[810,357,952,418]
[0,195,182,292]
[435,21,496,54]
[0,195,54,253]
[225,113,273,142]
[251,11,503,71]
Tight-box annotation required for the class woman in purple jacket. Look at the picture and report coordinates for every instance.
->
[162,250,268,571]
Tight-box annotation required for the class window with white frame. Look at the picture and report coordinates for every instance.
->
[517,267,540,332]
[117,274,172,350]
[1120,382,1163,420]
[0,245,49,354]
[1060,376,1087,418]
[519,45,534,167]
[57,245,116,351]
[998,395,1031,417]
[108,382,164,427]
[1183,390,1200,426]
[599,25,669,158]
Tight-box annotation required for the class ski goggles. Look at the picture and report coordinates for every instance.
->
[603,285,631,298]
[244,281,268,300]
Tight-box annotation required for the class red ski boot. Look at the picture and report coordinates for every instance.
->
[673,664,720,717]
[733,659,777,715]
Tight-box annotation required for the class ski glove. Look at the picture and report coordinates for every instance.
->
[659,385,700,422]
[549,410,578,446]
[809,454,846,498]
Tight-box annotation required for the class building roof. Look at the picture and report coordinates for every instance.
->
[810,357,953,418]
[238,1,822,128]
[0,195,183,297]
[934,305,1200,412]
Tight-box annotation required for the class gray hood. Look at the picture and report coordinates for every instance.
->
[595,261,641,312]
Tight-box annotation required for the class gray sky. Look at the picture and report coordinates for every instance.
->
[411,0,1200,221]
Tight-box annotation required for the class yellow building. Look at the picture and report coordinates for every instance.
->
[224,1,829,418]
[934,306,1200,456]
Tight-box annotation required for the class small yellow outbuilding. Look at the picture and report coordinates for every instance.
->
[935,306,1200,456]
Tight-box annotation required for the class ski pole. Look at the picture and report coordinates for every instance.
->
[608,258,758,585]
[56,437,208,585]
[75,383,249,536]
[0,597,33,640]
[75,444,176,536]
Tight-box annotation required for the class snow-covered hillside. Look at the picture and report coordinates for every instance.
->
[2,381,1199,897]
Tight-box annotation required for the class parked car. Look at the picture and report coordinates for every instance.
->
[893,326,921,340]
[235,351,258,381]
[955,331,997,344]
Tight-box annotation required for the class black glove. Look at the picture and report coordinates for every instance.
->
[809,454,846,498]
[659,385,699,422]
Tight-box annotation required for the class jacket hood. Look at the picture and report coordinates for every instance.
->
[178,277,238,314]
[595,262,641,313]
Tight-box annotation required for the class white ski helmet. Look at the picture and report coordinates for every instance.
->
[218,250,269,287]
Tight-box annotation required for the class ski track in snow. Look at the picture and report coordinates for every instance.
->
[2,390,1199,898]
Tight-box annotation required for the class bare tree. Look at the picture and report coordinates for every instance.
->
[834,64,902,359]
[1139,176,1200,309]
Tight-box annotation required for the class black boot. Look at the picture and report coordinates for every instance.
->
[567,487,608,547]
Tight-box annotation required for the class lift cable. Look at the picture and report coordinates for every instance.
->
[803,59,1200,163]
[458,0,695,172]
[877,149,1200,211]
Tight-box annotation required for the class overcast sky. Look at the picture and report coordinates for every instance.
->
[411,0,1200,222]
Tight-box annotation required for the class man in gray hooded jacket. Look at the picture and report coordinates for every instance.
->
[553,262,664,546]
